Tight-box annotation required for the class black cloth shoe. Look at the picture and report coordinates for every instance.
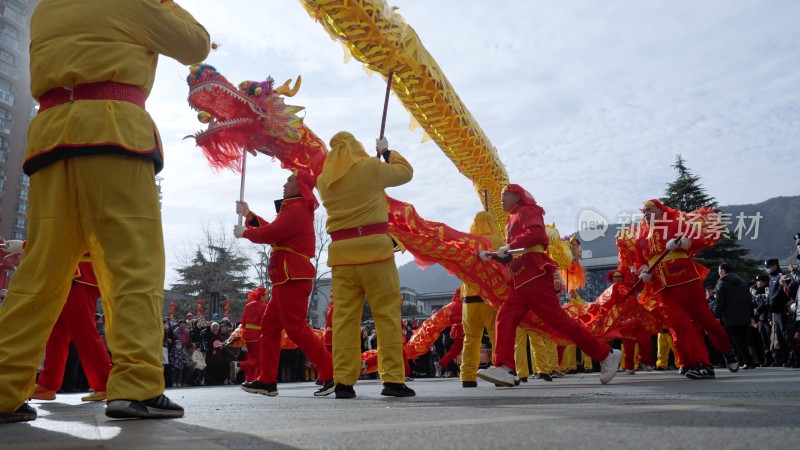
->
[518,377,528,382]
[105,394,184,419]
[564,369,578,375]
[241,380,278,397]
[0,403,37,424]
[462,381,478,388]
[334,384,356,399]
[722,352,739,372]
[381,383,416,397]
[314,380,335,397]
[655,366,666,371]
[535,372,553,382]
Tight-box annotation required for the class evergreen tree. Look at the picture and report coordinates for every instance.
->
[171,226,255,318]
[660,155,761,286]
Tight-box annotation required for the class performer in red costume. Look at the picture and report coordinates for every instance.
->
[436,289,465,371]
[234,172,334,396]
[238,287,267,382]
[3,242,113,402]
[635,199,737,379]
[605,270,655,375]
[476,184,622,386]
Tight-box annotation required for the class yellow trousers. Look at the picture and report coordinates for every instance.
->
[656,332,680,368]
[515,330,556,377]
[560,344,577,371]
[331,258,404,385]
[459,301,496,382]
[0,155,165,413]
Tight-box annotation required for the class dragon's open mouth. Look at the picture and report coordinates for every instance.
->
[187,79,262,142]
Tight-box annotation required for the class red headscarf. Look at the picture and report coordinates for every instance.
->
[504,184,545,215]
[247,286,267,303]
[642,198,679,219]
[295,171,319,210]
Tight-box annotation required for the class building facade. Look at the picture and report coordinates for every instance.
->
[0,0,36,241]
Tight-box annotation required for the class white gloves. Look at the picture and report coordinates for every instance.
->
[1,240,24,255]
[376,137,389,153]
[666,236,691,251]
[233,225,246,238]
[236,200,250,217]
[639,265,653,283]
[496,245,510,258]
[478,251,492,261]
[665,238,678,251]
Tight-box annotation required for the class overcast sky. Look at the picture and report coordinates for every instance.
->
[149,0,800,286]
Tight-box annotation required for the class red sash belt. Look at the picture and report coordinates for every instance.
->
[329,222,389,242]
[38,81,146,112]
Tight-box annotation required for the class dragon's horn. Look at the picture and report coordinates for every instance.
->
[275,75,302,97]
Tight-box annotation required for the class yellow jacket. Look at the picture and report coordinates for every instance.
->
[317,133,413,266]
[461,211,505,298]
[25,0,210,175]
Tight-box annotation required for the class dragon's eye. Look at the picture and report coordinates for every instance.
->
[197,111,212,124]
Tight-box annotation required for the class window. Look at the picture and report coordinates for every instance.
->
[14,217,25,229]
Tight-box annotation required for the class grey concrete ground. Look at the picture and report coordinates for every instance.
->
[1,367,798,450]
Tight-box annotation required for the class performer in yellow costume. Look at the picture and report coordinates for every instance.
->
[317,132,415,398]
[560,290,592,374]
[460,211,504,388]
[515,329,557,381]
[0,0,209,424]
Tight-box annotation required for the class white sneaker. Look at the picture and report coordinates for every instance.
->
[640,363,654,372]
[476,365,516,387]
[625,369,635,375]
[599,349,622,384]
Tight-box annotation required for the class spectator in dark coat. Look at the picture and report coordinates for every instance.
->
[766,258,791,366]
[714,263,755,369]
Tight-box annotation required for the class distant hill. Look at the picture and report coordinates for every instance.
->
[720,195,800,263]
[397,261,461,294]
[398,195,800,294]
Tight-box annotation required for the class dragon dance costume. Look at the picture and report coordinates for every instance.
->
[0,0,209,418]
[240,174,333,390]
[238,287,267,382]
[317,132,413,394]
[493,186,614,370]
[633,199,734,374]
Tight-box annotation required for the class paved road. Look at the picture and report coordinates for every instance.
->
[2,367,798,449]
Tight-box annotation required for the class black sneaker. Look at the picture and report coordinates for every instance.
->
[0,403,37,424]
[381,383,416,397]
[519,377,528,383]
[462,381,478,388]
[678,366,687,375]
[105,394,184,419]
[685,365,715,380]
[241,380,278,397]
[314,380,335,397]
[535,372,553,382]
[334,384,356,399]
[722,352,739,373]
